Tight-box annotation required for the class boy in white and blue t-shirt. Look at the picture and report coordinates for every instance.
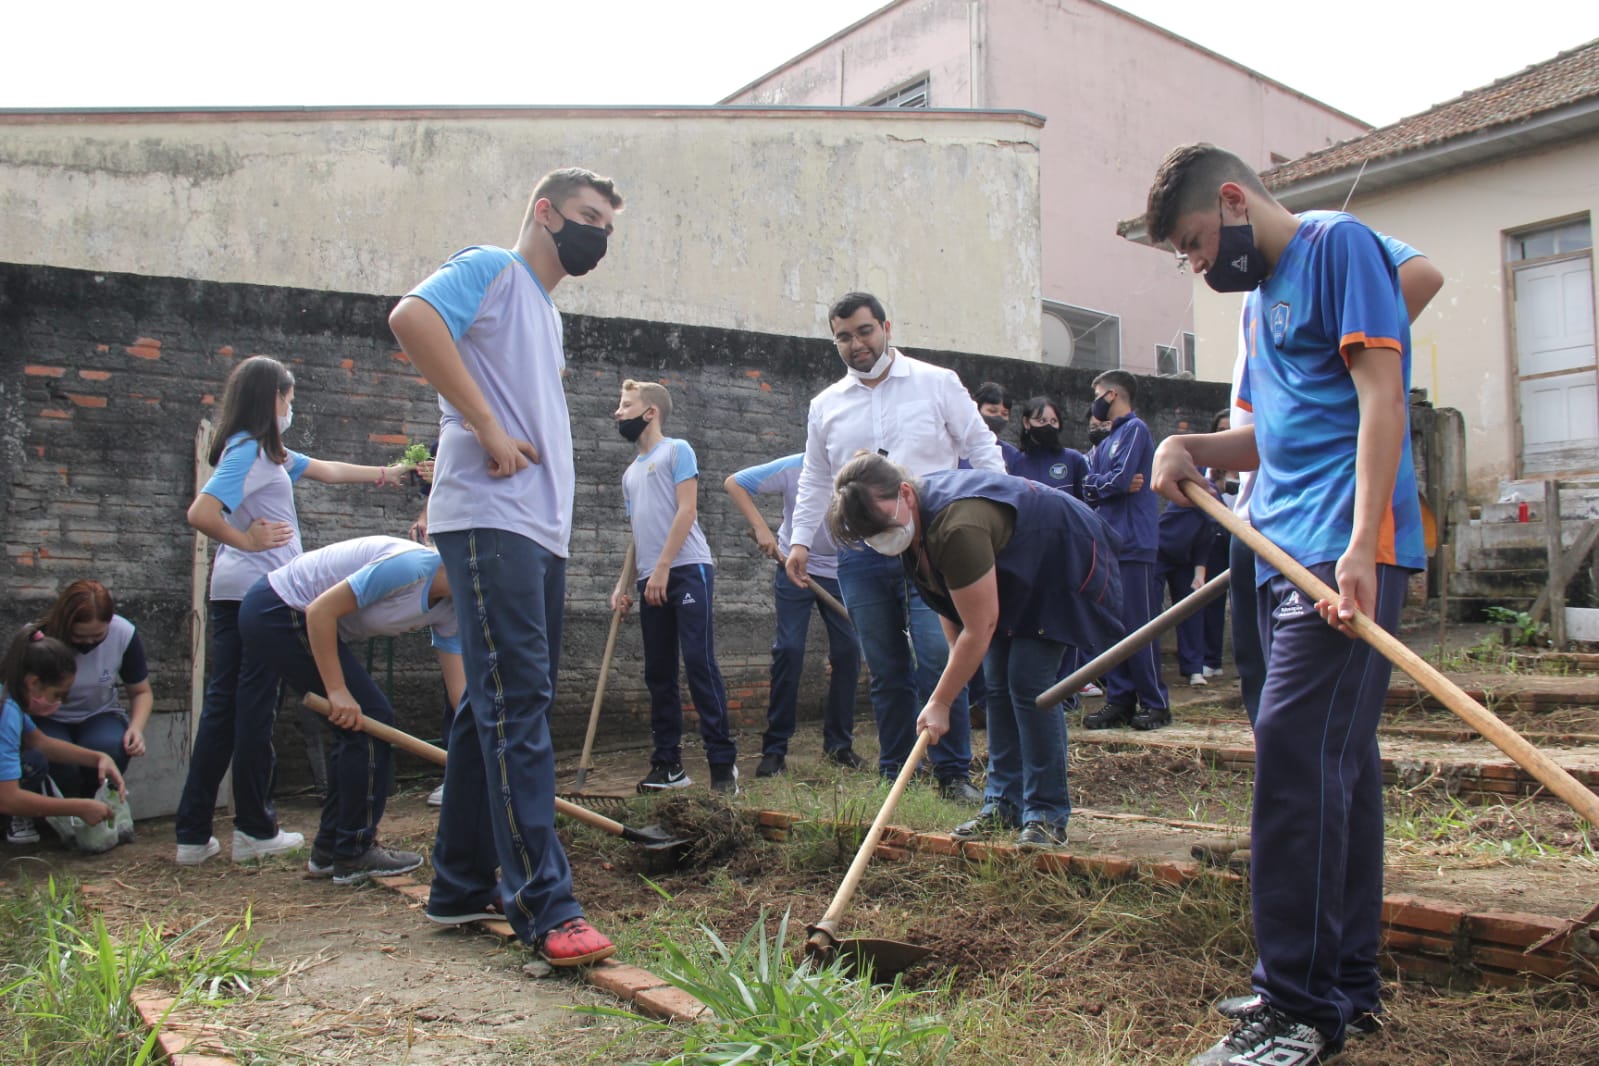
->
[610,380,738,795]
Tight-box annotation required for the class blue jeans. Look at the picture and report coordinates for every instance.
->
[237,581,393,860]
[1230,534,1266,723]
[764,567,858,757]
[35,713,129,798]
[983,635,1071,829]
[638,564,736,767]
[1249,562,1407,1042]
[175,599,283,845]
[835,547,972,779]
[428,529,581,942]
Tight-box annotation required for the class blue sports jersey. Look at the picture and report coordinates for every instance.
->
[1238,211,1426,583]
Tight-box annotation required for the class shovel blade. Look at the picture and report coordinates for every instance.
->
[626,823,689,850]
[825,937,932,981]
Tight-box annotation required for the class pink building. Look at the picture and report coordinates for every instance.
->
[723,0,1367,375]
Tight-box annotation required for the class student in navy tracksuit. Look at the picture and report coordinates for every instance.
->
[1157,500,1217,686]
[1082,370,1170,729]
[1006,396,1088,499]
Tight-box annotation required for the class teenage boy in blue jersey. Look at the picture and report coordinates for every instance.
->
[1082,369,1169,730]
[1147,143,1427,1066]
[389,167,621,968]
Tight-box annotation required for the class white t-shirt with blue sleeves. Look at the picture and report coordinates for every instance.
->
[407,245,576,558]
[1,695,38,783]
[266,535,461,654]
[731,454,840,580]
[203,431,310,601]
[623,437,714,581]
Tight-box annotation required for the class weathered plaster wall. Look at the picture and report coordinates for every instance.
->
[0,106,1043,360]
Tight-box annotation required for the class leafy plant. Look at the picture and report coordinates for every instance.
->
[1484,607,1548,648]
[577,909,949,1065]
[398,441,431,467]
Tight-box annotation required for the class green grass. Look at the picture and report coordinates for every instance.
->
[0,875,275,1066]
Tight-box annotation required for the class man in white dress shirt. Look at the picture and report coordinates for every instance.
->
[785,292,1002,801]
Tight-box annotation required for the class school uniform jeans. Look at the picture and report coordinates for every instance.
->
[835,547,973,779]
[763,566,858,758]
[35,713,130,798]
[174,600,283,845]
[1103,560,1170,711]
[428,529,581,943]
[1229,534,1266,723]
[236,581,392,861]
[982,634,1071,829]
[639,564,737,768]
[1249,561,1407,1043]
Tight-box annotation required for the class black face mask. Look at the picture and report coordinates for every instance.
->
[983,415,1008,436]
[1087,425,1111,447]
[71,640,104,655]
[1091,394,1113,422]
[617,415,648,442]
[550,205,608,277]
[1021,424,1060,451]
[1204,212,1269,293]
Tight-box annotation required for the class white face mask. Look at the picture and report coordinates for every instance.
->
[277,407,293,434]
[845,350,892,381]
[865,494,915,556]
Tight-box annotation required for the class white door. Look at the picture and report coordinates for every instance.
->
[1514,256,1598,475]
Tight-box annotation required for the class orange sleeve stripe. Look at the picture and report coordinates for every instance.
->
[1375,504,1397,567]
[1339,332,1403,366]
[1235,397,1253,412]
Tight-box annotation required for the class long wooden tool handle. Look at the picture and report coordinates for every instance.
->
[777,552,852,624]
[1035,570,1230,708]
[301,693,628,836]
[578,544,636,785]
[815,730,932,930]
[1182,480,1599,828]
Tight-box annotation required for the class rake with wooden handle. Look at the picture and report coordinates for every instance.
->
[576,543,636,790]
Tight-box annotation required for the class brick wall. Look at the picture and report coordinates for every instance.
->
[0,262,1229,796]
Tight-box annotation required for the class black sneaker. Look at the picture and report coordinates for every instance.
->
[637,762,692,793]
[710,763,740,796]
[1083,703,1135,730]
[1189,1005,1339,1066]
[937,776,984,805]
[332,844,425,885]
[1016,822,1069,849]
[825,747,869,771]
[951,810,1016,840]
[306,845,335,879]
[1131,705,1172,731]
[756,753,786,778]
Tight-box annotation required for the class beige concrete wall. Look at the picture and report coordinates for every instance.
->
[725,0,1367,371]
[1187,135,1599,502]
[0,107,1043,357]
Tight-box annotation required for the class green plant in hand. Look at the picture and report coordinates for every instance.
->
[399,442,431,468]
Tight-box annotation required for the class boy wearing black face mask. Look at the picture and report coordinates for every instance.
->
[1081,370,1168,731]
[611,380,739,797]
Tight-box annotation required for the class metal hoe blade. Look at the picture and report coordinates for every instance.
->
[804,921,931,981]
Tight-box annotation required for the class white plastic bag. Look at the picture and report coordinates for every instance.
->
[40,778,130,854]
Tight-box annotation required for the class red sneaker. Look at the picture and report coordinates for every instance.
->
[539,917,616,967]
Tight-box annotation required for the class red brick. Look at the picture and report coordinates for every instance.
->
[201,394,215,405]
[369,433,409,445]
[66,393,107,408]
[391,350,410,363]
[95,344,110,353]
[873,844,909,862]
[744,369,762,378]
[756,810,799,829]
[339,358,355,370]
[1150,861,1200,886]
[1382,928,1455,957]
[588,961,668,1000]
[24,364,65,377]
[881,825,914,847]
[125,338,162,359]
[760,381,773,392]
[634,985,709,1022]
[217,346,235,356]
[1468,910,1571,949]
[911,832,961,857]
[1032,852,1073,875]
[1471,943,1576,980]
[1382,895,1467,936]
[40,408,71,419]
[78,369,112,381]
[1077,854,1137,882]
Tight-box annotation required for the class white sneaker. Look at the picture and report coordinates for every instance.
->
[1079,682,1104,697]
[7,816,40,845]
[426,783,445,807]
[231,828,305,863]
[175,836,221,865]
[1188,673,1208,687]
[1203,666,1225,680]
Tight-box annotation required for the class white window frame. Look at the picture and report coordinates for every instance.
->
[867,76,930,109]
[1042,300,1121,371]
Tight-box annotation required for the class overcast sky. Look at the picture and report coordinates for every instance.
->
[6,0,1596,128]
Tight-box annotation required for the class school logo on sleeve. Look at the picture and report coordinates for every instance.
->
[1269,302,1292,347]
